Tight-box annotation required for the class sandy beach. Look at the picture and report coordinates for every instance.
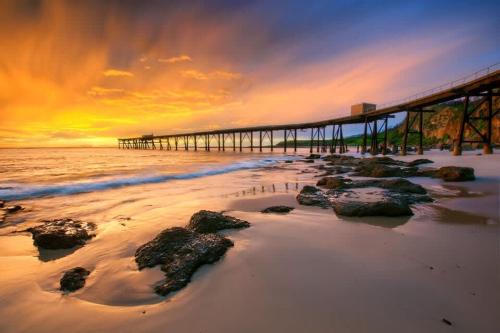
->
[0,148,498,333]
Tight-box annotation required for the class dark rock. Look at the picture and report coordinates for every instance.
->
[301,159,315,163]
[353,163,418,178]
[187,210,250,234]
[441,318,452,326]
[316,177,351,189]
[296,186,330,208]
[332,198,413,217]
[60,267,90,292]
[135,227,233,296]
[27,219,96,249]
[261,206,294,214]
[305,154,322,159]
[0,200,4,208]
[434,166,475,181]
[4,205,22,213]
[406,158,433,167]
[363,156,406,166]
[300,185,321,194]
[284,160,293,163]
[369,178,427,194]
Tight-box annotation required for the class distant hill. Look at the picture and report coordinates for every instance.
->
[275,96,499,148]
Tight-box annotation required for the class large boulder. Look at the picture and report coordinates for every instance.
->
[27,219,96,249]
[187,210,250,234]
[434,166,475,181]
[135,227,233,296]
[261,206,294,214]
[332,198,413,217]
[60,267,91,292]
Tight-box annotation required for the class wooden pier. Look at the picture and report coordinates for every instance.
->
[118,67,500,156]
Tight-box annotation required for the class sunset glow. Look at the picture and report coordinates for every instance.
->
[1,0,499,147]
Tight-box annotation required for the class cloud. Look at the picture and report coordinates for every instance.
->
[103,69,134,77]
[181,69,242,81]
[158,55,192,64]
[87,86,125,97]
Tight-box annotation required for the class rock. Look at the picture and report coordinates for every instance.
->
[434,166,475,181]
[316,177,351,189]
[0,210,6,224]
[300,185,321,194]
[187,210,250,234]
[284,160,293,163]
[407,158,433,167]
[0,200,4,208]
[296,186,330,208]
[332,198,413,217]
[370,178,427,194]
[301,159,315,163]
[27,219,96,249]
[305,154,322,159]
[353,163,417,178]
[441,318,452,326]
[4,205,22,213]
[135,227,233,296]
[60,267,90,292]
[363,156,406,166]
[261,206,294,214]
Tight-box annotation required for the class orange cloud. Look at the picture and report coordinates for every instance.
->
[158,55,192,64]
[103,69,134,77]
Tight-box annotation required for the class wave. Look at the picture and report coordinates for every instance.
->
[0,156,295,201]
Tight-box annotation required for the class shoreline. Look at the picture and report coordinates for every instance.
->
[0,149,499,332]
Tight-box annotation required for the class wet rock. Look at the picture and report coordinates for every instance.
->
[317,177,427,195]
[4,205,22,213]
[363,156,406,166]
[301,159,315,163]
[27,218,96,249]
[0,200,4,208]
[305,154,322,159]
[261,206,294,214]
[369,178,427,194]
[135,227,233,296]
[187,210,250,234]
[316,176,351,189]
[434,166,475,181]
[407,158,433,167]
[352,163,418,178]
[284,160,293,163]
[332,198,413,217]
[60,267,90,292]
[296,186,330,208]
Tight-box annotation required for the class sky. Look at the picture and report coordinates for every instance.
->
[0,0,499,147]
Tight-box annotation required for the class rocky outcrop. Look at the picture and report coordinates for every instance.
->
[332,198,413,217]
[407,158,433,167]
[187,210,250,234]
[316,177,427,195]
[27,219,96,249]
[296,186,331,208]
[60,267,91,292]
[352,163,418,178]
[433,166,475,181]
[135,227,233,296]
[261,206,295,214]
[4,205,22,213]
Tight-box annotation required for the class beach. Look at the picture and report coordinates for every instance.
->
[0,148,499,333]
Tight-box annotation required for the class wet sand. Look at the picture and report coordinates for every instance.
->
[0,150,499,332]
